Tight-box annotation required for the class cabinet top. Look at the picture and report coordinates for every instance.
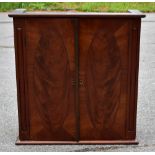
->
[8,9,145,18]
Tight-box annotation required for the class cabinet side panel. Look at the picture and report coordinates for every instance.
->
[13,18,30,140]
[126,18,141,139]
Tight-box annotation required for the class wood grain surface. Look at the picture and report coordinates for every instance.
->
[79,19,130,140]
[25,18,77,141]
[12,15,143,143]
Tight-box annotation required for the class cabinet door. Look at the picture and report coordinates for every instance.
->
[19,18,77,141]
[79,18,136,140]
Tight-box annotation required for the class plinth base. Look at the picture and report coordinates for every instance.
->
[16,137,139,145]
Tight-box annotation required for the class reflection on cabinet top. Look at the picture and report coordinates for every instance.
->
[8,9,145,18]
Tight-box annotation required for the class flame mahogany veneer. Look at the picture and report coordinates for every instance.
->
[9,10,145,145]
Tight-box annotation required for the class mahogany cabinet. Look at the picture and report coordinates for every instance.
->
[9,10,145,144]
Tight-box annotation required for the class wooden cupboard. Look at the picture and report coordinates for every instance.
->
[9,10,145,144]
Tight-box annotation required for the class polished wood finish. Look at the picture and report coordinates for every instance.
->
[25,18,77,141]
[16,138,138,145]
[9,11,145,144]
[79,18,130,140]
[8,10,145,18]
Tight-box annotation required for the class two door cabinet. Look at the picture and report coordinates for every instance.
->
[9,10,145,144]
